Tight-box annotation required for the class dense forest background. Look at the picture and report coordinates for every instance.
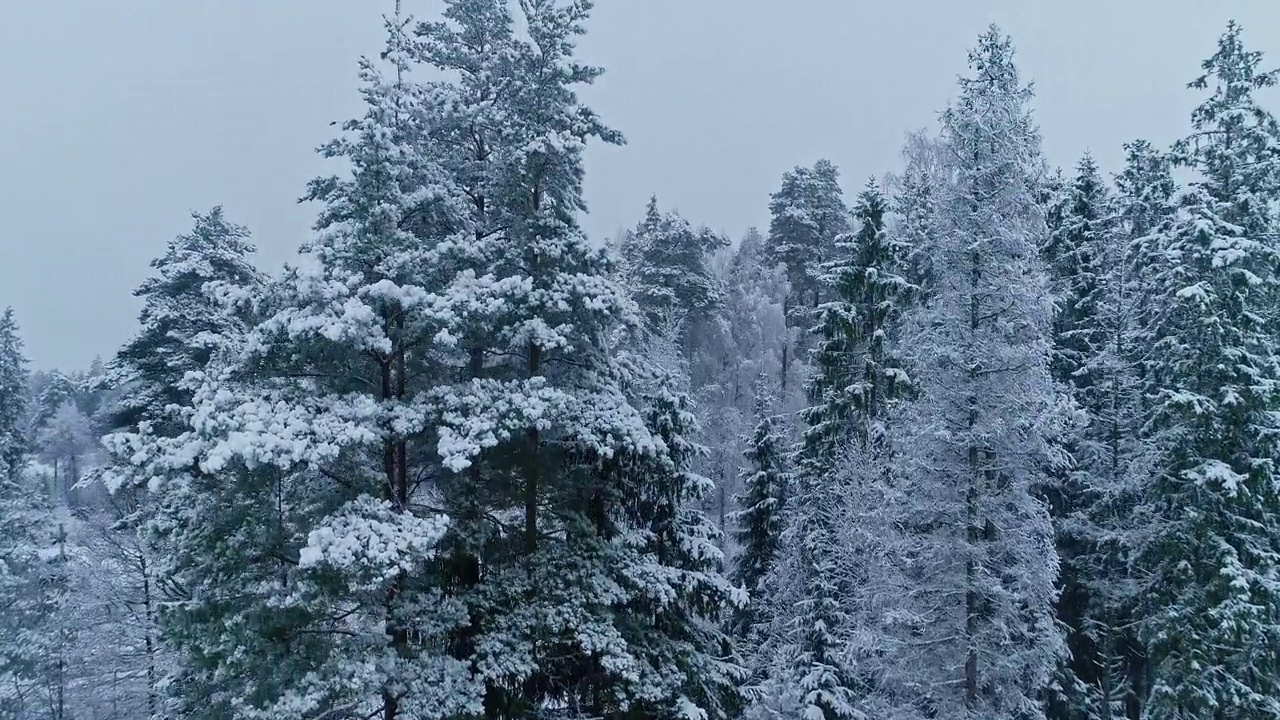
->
[2,2,1280,719]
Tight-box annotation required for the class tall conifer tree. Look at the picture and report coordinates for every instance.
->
[878,28,1061,719]
[1139,22,1280,717]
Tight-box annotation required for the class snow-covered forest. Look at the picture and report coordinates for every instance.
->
[4,2,1280,719]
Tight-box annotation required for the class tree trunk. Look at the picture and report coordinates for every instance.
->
[381,312,409,720]
[964,440,980,714]
[55,523,66,720]
[780,341,789,393]
[140,551,159,720]
[525,342,541,555]
[964,249,981,714]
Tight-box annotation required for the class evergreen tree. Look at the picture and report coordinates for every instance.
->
[728,228,766,290]
[0,309,26,485]
[728,380,790,639]
[1116,140,1178,410]
[0,309,33,716]
[1139,22,1280,717]
[413,1,741,715]
[619,365,745,720]
[893,130,945,297]
[112,12,477,717]
[1098,144,1179,720]
[1040,155,1150,720]
[878,28,1061,719]
[30,371,77,438]
[1042,155,1111,388]
[621,195,729,336]
[119,2,741,718]
[0,310,64,718]
[754,181,911,720]
[803,180,910,462]
[98,203,262,720]
[765,159,850,325]
[109,206,262,437]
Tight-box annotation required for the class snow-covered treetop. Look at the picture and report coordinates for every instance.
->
[0,308,28,485]
[621,195,729,331]
[110,207,262,435]
[1175,20,1280,215]
[766,159,850,310]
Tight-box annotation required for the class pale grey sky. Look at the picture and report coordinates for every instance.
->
[2,1,1278,370]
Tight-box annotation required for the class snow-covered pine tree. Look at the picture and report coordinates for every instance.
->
[807,180,910,455]
[1042,155,1110,389]
[765,159,850,391]
[621,195,729,339]
[0,309,34,717]
[1115,140,1178,409]
[1090,140,1179,720]
[728,378,790,640]
[108,207,262,438]
[765,159,850,316]
[0,309,66,718]
[410,1,742,717]
[112,11,480,718]
[0,310,25,487]
[1138,21,1280,717]
[1039,157,1102,720]
[96,207,262,719]
[616,361,745,720]
[618,199,733,524]
[881,27,1061,719]
[414,0,650,716]
[728,228,765,290]
[29,370,77,439]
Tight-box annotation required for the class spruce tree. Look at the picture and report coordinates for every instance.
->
[1139,22,1280,717]
[0,309,26,485]
[728,380,790,639]
[1110,140,1178,718]
[1116,139,1178,409]
[804,180,909,458]
[755,180,910,720]
[1036,140,1177,720]
[619,365,745,720]
[1041,155,1151,720]
[1042,155,1111,389]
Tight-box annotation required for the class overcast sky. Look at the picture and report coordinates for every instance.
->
[2,1,1278,370]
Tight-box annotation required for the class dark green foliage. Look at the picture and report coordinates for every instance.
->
[109,207,260,436]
